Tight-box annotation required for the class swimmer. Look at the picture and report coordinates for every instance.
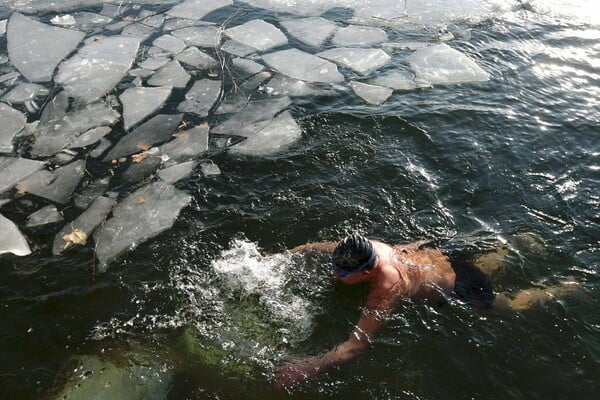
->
[275,233,579,389]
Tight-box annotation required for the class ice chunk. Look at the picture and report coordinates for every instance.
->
[332,25,387,47]
[138,57,170,71]
[167,0,233,20]
[0,213,31,256]
[224,20,288,52]
[0,157,46,194]
[317,48,391,75]
[231,57,265,79]
[172,26,220,48]
[349,81,392,105]
[216,71,272,114]
[229,111,301,157]
[163,18,215,32]
[90,138,112,159]
[148,61,190,88]
[51,14,76,26]
[153,35,187,55]
[221,40,256,57]
[260,74,333,97]
[72,12,113,31]
[262,48,344,83]
[26,205,63,228]
[67,127,112,149]
[200,162,221,176]
[177,79,221,117]
[0,103,26,153]
[121,23,154,42]
[94,181,191,270]
[17,160,85,204]
[121,157,162,183]
[32,99,120,157]
[0,19,6,36]
[7,13,85,82]
[370,70,418,91]
[2,83,49,103]
[120,86,173,131]
[158,161,196,184]
[280,17,337,48]
[55,35,140,104]
[160,124,209,162]
[212,97,292,134]
[406,44,490,85]
[176,47,219,69]
[103,114,183,161]
[52,196,115,255]
[381,42,429,51]
[74,177,110,209]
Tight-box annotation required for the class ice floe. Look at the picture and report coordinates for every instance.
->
[176,47,219,69]
[158,161,196,184]
[350,81,393,105]
[260,74,334,97]
[26,204,63,228]
[67,127,112,149]
[0,103,26,153]
[94,181,192,271]
[7,13,85,82]
[0,157,46,194]
[216,71,272,114]
[262,48,344,83]
[103,114,183,161]
[177,79,222,117]
[152,34,187,55]
[406,43,490,85]
[229,111,302,156]
[317,47,391,75]
[280,17,337,48]
[148,60,190,88]
[370,70,418,91]
[120,86,173,131]
[0,213,31,256]
[16,160,85,204]
[224,19,288,52]
[2,83,49,104]
[331,25,388,46]
[167,0,233,20]
[212,96,292,135]
[55,35,140,104]
[172,26,221,48]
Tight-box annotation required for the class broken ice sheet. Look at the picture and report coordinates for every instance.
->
[370,70,418,91]
[0,212,31,256]
[260,74,333,97]
[67,127,112,149]
[74,177,111,209]
[158,161,196,184]
[349,81,393,105]
[94,180,192,270]
[317,48,391,75]
[231,58,265,79]
[229,111,302,157]
[172,26,221,48]
[138,57,170,71]
[148,61,190,88]
[152,35,187,55]
[177,79,221,117]
[7,13,85,82]
[0,157,46,194]
[26,204,64,228]
[104,114,183,161]
[52,196,115,255]
[160,124,209,162]
[332,25,388,47]
[54,35,140,104]
[406,44,490,85]
[119,86,173,131]
[220,40,256,57]
[0,103,26,153]
[16,160,85,204]
[211,96,292,134]
[2,83,49,104]
[262,48,344,83]
[280,17,337,48]
[167,0,233,20]
[176,47,219,70]
[31,98,120,157]
[200,162,221,176]
[215,71,272,114]
[224,20,288,52]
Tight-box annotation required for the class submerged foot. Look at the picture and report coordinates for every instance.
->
[496,281,582,311]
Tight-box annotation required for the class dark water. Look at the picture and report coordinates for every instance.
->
[1,2,599,399]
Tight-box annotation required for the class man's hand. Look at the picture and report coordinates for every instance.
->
[274,358,318,390]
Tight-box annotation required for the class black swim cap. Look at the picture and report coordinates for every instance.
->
[332,233,375,273]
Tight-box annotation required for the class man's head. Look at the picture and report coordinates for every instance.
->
[331,234,376,278]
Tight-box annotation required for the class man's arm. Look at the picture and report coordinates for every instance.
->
[275,308,388,389]
[288,241,338,254]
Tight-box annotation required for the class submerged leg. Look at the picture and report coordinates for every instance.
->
[494,282,581,311]
[473,244,511,275]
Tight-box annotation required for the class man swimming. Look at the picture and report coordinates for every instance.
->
[275,233,577,389]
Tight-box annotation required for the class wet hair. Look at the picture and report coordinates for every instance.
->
[332,233,375,273]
